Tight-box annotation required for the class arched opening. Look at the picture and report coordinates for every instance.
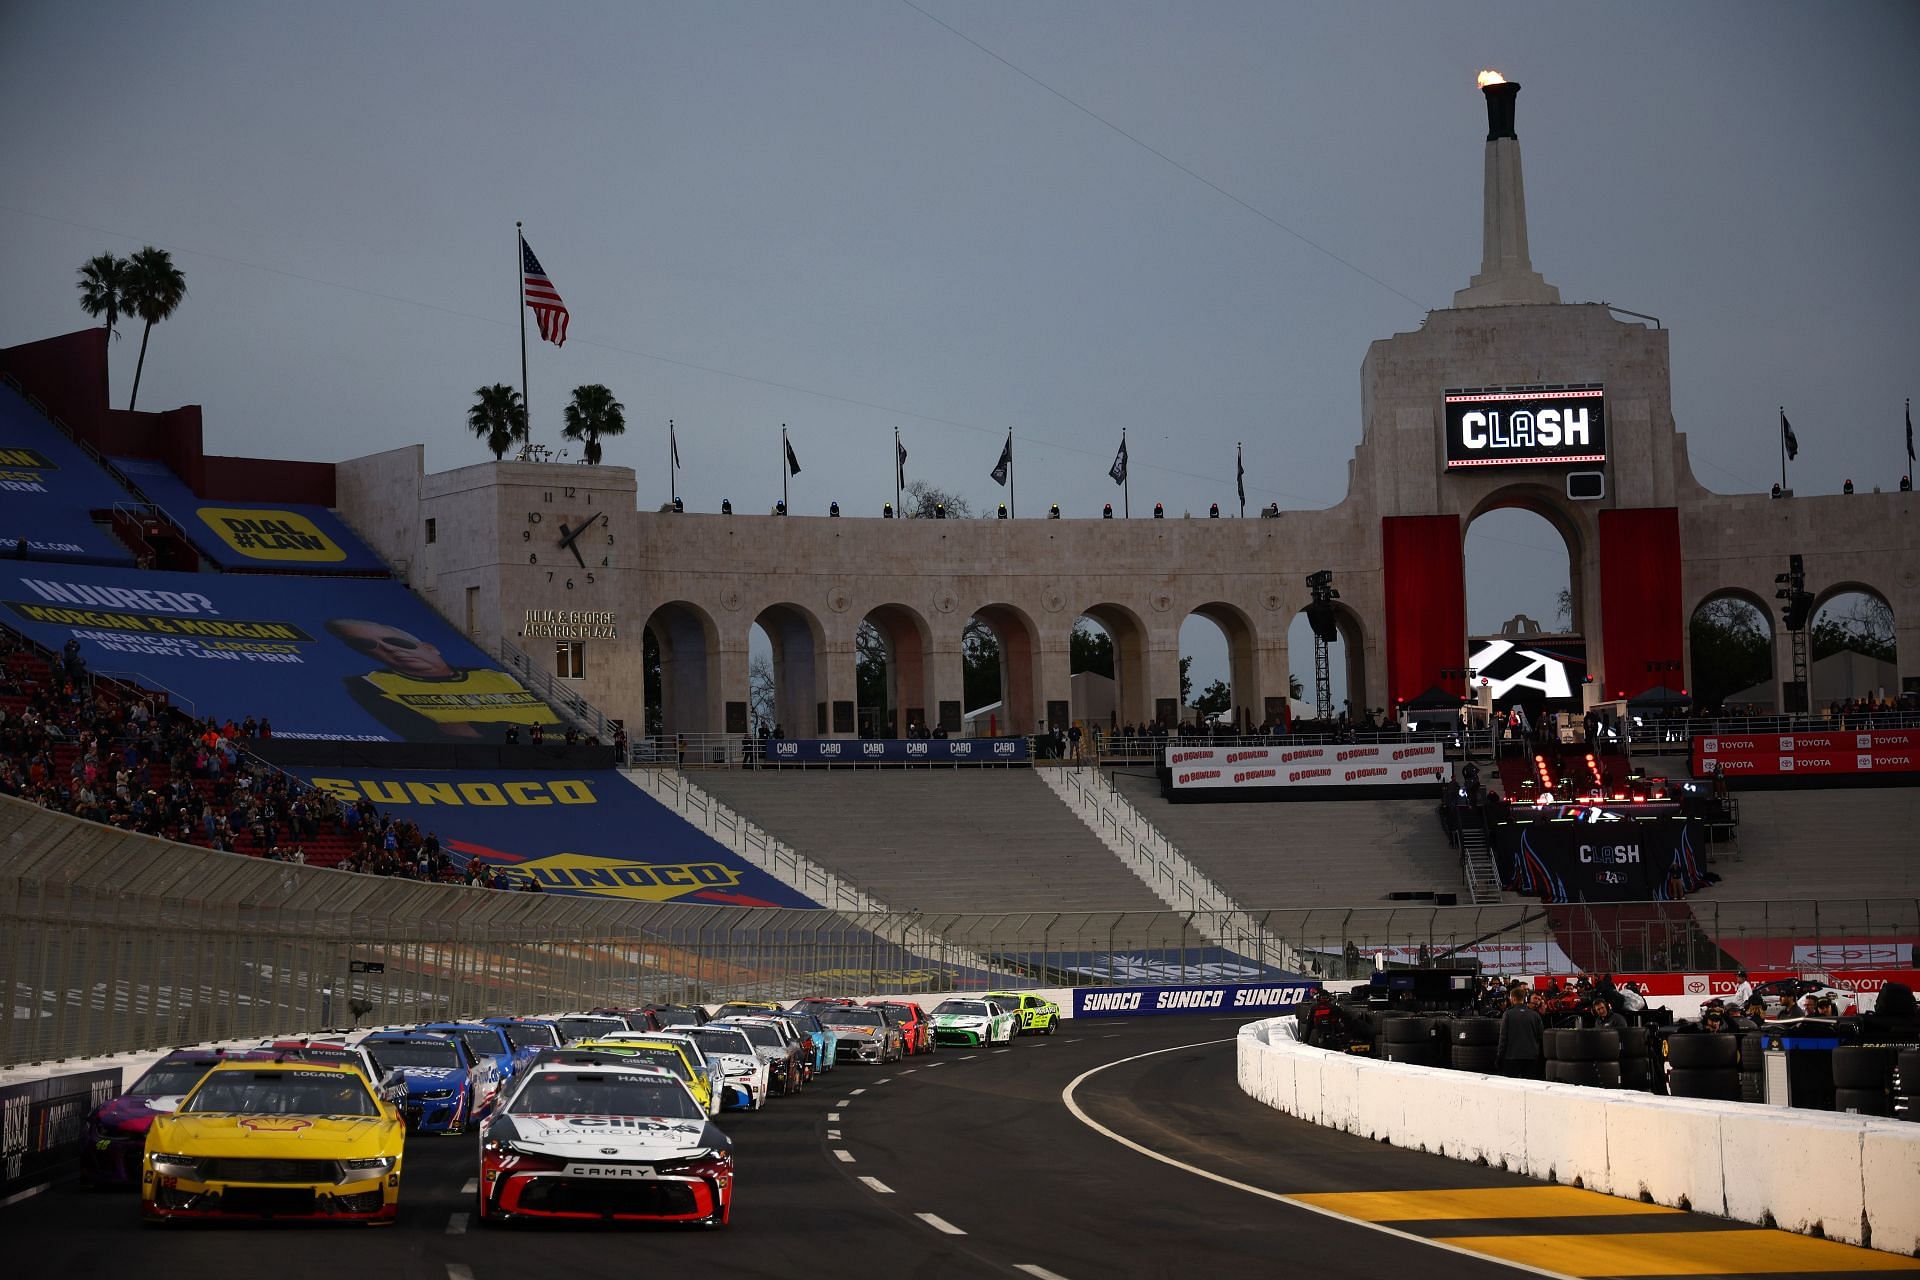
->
[1464,496,1582,637]
[1288,604,1367,727]
[643,601,718,736]
[962,603,1039,737]
[1687,591,1774,713]
[1180,603,1259,731]
[1809,585,1898,706]
[1076,603,1150,731]
[749,602,824,738]
[856,603,932,736]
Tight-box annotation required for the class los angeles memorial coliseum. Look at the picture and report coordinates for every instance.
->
[2,75,1917,1277]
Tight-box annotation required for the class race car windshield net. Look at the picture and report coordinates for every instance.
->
[132,1062,221,1095]
[685,1028,752,1056]
[497,1024,559,1049]
[733,1023,784,1049]
[654,1008,705,1026]
[558,1017,624,1040]
[825,1008,885,1027]
[512,1073,702,1120]
[366,1041,461,1070]
[934,1001,990,1016]
[186,1071,379,1116]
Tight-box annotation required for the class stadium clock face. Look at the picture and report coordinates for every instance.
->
[524,500,614,587]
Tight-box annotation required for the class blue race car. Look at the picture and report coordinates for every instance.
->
[766,1009,837,1074]
[359,1030,498,1133]
[416,1021,522,1090]
[480,1016,564,1069]
[82,1048,261,1186]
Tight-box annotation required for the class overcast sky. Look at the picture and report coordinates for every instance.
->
[3,1,1916,698]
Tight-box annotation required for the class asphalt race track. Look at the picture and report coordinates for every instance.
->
[14,1018,1920,1279]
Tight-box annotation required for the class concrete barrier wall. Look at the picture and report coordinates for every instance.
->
[1238,1016,1920,1257]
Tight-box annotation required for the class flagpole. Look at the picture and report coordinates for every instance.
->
[1238,441,1245,518]
[516,223,529,451]
[781,425,789,512]
[893,426,902,515]
[1008,429,1015,518]
[1123,427,1130,518]
[1779,406,1786,493]
[669,419,677,506]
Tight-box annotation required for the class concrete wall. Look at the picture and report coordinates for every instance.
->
[1237,1015,1920,1256]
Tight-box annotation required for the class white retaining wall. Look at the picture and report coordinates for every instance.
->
[1237,1016,1920,1256]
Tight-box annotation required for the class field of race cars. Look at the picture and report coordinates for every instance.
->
[73,994,1055,1229]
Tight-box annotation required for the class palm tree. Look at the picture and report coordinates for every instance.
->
[468,384,528,460]
[123,246,188,411]
[561,383,626,465]
[76,253,131,345]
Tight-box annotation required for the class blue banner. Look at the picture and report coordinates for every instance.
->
[1071,979,1321,1018]
[296,768,820,908]
[0,563,560,742]
[1,386,138,565]
[758,737,1029,764]
[110,456,390,573]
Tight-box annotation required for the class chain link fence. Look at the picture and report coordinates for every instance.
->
[4,797,1914,1065]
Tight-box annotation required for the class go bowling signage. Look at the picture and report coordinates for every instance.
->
[1445,386,1606,469]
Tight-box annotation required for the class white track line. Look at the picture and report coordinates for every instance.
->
[445,1212,468,1235]
[858,1175,894,1194]
[1015,1267,1071,1280]
[460,1178,477,1194]
[993,1048,1010,1054]
[901,1068,917,1074]
[833,1148,855,1163]
[827,1129,841,1139]
[836,1099,851,1106]
[447,1266,474,1280]
[876,1078,891,1084]
[1060,1040,1576,1280]
[924,1060,946,1067]
[850,1088,867,1095]
[827,1111,841,1120]
[917,1211,966,1234]
[961,1054,977,1060]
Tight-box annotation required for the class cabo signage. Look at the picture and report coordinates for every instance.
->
[1445,386,1606,468]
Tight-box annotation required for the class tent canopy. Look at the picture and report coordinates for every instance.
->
[1403,685,1465,710]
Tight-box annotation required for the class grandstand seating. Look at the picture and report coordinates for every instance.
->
[1702,788,1920,900]
[0,383,141,565]
[109,455,388,573]
[690,770,1167,913]
[1108,769,1469,906]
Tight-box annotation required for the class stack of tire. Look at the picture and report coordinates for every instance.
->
[1665,1032,1740,1100]
[1379,1014,1447,1067]
[1895,1050,1919,1122]
[1448,1017,1499,1073]
[1832,1046,1896,1117]
[1738,1031,1765,1103]
[1618,1026,1656,1092]
[1545,1027,1621,1088]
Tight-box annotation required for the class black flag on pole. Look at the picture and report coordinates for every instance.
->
[1109,436,1128,484]
[670,422,680,469]
[1781,410,1798,461]
[785,436,802,476]
[896,437,908,489]
[1236,445,1245,509]
[1907,399,1914,469]
[990,432,1012,487]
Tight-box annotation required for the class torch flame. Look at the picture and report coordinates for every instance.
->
[1477,69,1507,87]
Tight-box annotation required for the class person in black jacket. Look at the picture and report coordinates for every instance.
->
[1496,988,1545,1078]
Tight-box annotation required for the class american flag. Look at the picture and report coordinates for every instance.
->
[521,237,569,346]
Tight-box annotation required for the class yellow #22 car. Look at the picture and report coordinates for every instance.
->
[142,1060,404,1224]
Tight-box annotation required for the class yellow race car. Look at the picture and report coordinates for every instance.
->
[566,1039,720,1116]
[141,1059,405,1224]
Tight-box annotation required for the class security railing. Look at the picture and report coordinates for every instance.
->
[4,795,1915,1065]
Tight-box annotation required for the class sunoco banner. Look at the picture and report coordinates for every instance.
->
[1165,742,1449,790]
[1692,730,1920,779]
[1072,980,1320,1018]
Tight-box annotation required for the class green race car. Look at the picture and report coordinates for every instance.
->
[985,991,1060,1036]
[929,998,1018,1047]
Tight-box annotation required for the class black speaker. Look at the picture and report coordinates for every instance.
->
[1567,471,1605,501]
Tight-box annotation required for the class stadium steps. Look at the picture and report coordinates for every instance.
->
[1459,823,1501,904]
[1106,769,1472,907]
[686,769,1169,915]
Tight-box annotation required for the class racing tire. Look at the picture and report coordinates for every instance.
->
[1738,1032,1765,1072]
[1666,1033,1737,1070]
[1892,1096,1916,1123]
[1558,1029,1621,1062]
[1380,1015,1433,1044]
[1737,1070,1764,1104]
[1451,1017,1498,1048]
[1449,1045,1500,1074]
[1893,1050,1920,1094]
[1620,1059,1654,1092]
[1668,1067,1740,1100]
[1832,1046,1895,1091]
[1383,1041,1443,1068]
[1552,1061,1621,1089]
[1542,1028,1566,1060]
[1618,1027,1651,1059]
[1834,1087,1892,1117]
